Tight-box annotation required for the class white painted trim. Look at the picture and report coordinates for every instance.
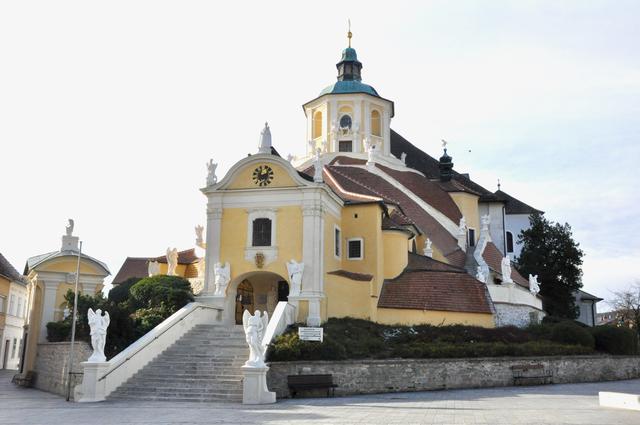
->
[346,237,364,260]
[468,227,477,247]
[245,208,278,265]
[333,225,342,260]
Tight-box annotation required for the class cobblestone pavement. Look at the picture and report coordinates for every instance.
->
[1,370,638,425]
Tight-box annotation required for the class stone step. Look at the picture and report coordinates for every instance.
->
[133,373,243,380]
[108,394,242,402]
[119,382,242,390]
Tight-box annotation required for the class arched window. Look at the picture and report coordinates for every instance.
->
[312,111,323,139]
[506,231,514,253]
[371,109,381,136]
[252,218,272,247]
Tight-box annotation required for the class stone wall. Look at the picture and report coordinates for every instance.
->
[494,303,544,327]
[267,355,640,398]
[33,342,92,399]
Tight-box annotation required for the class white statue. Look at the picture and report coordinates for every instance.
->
[313,149,323,183]
[148,260,161,277]
[286,260,304,297]
[258,122,272,154]
[166,247,178,276]
[286,154,294,163]
[400,152,407,164]
[307,140,315,155]
[529,274,541,295]
[476,266,487,283]
[213,261,231,296]
[501,257,513,284]
[458,217,467,235]
[423,238,433,258]
[242,310,269,367]
[206,159,218,186]
[321,138,328,153]
[87,308,110,362]
[66,219,74,237]
[195,224,205,248]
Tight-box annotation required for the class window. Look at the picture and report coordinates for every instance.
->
[371,110,381,136]
[339,114,352,129]
[252,218,272,247]
[11,338,17,358]
[468,228,476,247]
[313,111,323,139]
[338,140,353,152]
[506,231,514,253]
[334,226,342,259]
[0,296,5,314]
[9,295,15,316]
[347,238,363,260]
[17,298,22,318]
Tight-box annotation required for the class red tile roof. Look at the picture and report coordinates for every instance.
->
[378,266,493,314]
[112,249,200,285]
[325,165,466,267]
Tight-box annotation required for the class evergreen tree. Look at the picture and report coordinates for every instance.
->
[515,213,584,318]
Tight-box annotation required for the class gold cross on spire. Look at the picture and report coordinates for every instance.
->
[348,19,352,47]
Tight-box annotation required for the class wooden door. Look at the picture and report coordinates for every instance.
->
[235,280,254,325]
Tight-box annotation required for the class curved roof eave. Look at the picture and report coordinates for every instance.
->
[302,92,395,118]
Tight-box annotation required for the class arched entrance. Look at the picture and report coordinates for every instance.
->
[228,271,289,325]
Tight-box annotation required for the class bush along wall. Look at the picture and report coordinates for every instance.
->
[267,317,639,362]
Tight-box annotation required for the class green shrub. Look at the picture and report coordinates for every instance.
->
[550,321,595,348]
[108,277,141,304]
[129,275,194,313]
[46,320,71,342]
[266,331,347,361]
[591,326,639,355]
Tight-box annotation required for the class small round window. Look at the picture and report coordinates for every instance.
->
[339,114,352,129]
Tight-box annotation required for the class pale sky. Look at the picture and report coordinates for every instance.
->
[1,1,638,309]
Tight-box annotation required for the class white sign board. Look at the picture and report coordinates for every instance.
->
[298,327,323,342]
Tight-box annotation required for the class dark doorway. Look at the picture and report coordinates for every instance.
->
[277,281,289,302]
[235,280,254,325]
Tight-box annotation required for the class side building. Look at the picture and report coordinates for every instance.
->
[0,253,28,370]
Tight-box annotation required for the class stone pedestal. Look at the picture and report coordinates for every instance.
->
[77,361,110,402]
[241,365,276,404]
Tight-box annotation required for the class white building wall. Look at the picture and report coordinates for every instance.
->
[504,213,531,259]
[1,282,27,370]
[479,203,506,255]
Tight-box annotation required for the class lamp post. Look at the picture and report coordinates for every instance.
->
[66,241,82,401]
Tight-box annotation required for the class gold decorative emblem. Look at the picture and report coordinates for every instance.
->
[252,165,274,187]
[255,252,265,269]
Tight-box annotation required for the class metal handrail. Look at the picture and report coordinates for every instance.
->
[98,303,221,382]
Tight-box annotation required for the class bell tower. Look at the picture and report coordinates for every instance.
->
[302,29,394,160]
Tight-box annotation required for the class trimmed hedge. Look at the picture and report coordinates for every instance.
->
[46,321,72,342]
[266,317,600,362]
[591,326,639,355]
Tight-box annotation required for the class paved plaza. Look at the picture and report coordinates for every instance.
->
[0,370,638,425]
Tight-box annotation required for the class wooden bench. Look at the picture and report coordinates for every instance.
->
[287,374,337,398]
[511,364,552,386]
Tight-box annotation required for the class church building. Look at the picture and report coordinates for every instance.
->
[191,33,544,329]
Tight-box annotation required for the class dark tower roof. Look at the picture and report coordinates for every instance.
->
[439,147,454,182]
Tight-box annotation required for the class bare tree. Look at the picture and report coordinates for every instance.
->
[609,281,640,335]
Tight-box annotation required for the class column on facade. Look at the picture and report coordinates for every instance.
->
[383,109,391,157]
[353,99,362,153]
[330,99,338,152]
[203,205,223,296]
[39,280,60,343]
[363,102,371,153]
[306,107,313,156]
[300,201,324,326]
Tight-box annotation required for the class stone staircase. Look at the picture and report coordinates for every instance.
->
[108,324,248,402]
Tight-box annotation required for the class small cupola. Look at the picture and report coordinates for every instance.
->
[439,140,454,182]
[336,26,362,81]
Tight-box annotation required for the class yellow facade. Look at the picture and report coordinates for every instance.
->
[382,230,410,279]
[323,275,370,320]
[227,162,298,190]
[377,308,495,327]
[450,192,481,244]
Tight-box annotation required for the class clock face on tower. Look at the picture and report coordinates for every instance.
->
[252,165,274,187]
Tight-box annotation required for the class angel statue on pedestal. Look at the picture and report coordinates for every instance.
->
[87,308,110,362]
[242,310,269,367]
